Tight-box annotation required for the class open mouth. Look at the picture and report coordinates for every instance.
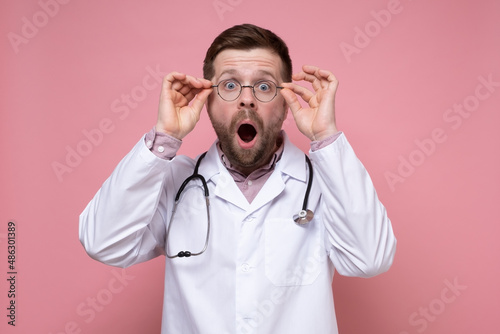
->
[237,124,257,143]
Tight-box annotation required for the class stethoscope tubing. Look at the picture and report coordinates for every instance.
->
[166,153,211,258]
[166,151,314,258]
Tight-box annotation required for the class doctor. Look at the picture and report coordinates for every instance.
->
[80,24,396,334]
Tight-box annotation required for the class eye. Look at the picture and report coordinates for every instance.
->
[256,81,272,92]
[222,80,238,91]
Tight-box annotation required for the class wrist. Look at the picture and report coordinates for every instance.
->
[155,123,183,140]
[146,127,182,159]
[311,127,338,141]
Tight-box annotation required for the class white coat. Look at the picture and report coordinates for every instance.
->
[79,131,396,334]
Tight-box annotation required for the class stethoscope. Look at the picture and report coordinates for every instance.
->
[165,152,314,259]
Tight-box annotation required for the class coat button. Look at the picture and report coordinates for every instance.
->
[241,263,251,272]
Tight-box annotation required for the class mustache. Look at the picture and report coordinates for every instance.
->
[229,109,264,131]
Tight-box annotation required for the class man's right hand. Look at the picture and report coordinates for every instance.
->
[155,72,213,140]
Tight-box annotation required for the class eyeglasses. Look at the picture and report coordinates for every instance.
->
[212,79,284,103]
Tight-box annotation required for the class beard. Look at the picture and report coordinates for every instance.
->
[209,109,285,173]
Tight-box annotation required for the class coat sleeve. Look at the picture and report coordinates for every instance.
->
[310,133,397,278]
[78,137,191,268]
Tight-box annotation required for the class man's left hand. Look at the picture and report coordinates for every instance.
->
[280,65,339,141]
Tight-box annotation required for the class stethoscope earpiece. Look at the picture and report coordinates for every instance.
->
[293,209,314,225]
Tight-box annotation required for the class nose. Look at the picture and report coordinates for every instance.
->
[238,86,256,109]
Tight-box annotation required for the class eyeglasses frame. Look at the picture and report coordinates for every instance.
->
[211,79,284,103]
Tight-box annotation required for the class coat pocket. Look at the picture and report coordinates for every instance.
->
[264,216,325,286]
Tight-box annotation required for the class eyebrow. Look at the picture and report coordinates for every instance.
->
[218,69,279,82]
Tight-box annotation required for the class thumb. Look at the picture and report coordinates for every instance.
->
[190,88,213,114]
[279,87,303,116]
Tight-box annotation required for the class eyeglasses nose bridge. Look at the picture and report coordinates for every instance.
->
[239,84,255,100]
[240,85,254,89]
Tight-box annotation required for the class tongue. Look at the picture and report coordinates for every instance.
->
[238,124,257,143]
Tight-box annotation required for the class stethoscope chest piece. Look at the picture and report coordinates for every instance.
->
[293,209,314,225]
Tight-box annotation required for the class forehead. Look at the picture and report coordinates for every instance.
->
[212,48,283,81]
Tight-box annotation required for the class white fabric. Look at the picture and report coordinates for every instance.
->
[79,131,396,334]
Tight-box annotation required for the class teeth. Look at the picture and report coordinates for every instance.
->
[238,124,257,143]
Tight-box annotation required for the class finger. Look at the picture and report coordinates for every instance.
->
[281,82,315,104]
[174,75,212,96]
[301,65,321,75]
[293,71,324,91]
[182,79,214,99]
[182,86,212,104]
[317,69,339,87]
[292,71,316,83]
[172,80,184,92]
[318,71,339,95]
[298,66,338,90]
[181,88,200,103]
[189,88,213,115]
[196,77,214,89]
[165,72,187,85]
[179,84,195,96]
[279,87,305,114]
[162,72,186,96]
[301,65,333,81]
[184,75,207,88]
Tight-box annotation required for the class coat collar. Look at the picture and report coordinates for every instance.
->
[275,131,308,183]
[197,131,308,211]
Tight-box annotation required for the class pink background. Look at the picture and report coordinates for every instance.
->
[1,0,499,333]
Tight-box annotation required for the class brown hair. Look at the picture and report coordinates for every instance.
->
[203,24,292,82]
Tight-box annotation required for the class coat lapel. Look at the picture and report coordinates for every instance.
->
[198,133,308,213]
[198,142,250,211]
[250,133,307,211]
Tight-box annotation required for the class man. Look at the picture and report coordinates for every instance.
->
[80,24,396,334]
